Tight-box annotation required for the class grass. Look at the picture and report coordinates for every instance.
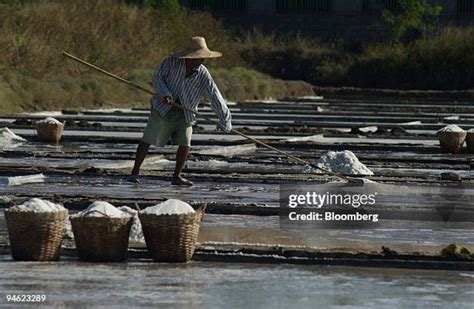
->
[0,80,24,114]
[212,67,314,101]
[0,66,314,113]
[0,0,313,113]
[1,0,473,114]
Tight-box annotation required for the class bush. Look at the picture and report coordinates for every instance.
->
[240,27,474,90]
[346,28,474,89]
[239,32,351,87]
[379,0,442,41]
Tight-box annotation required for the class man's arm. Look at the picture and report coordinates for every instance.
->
[151,57,173,102]
[206,76,232,132]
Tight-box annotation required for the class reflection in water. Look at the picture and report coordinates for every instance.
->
[0,257,472,308]
[0,213,473,249]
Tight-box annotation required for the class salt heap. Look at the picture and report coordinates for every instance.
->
[437,124,465,133]
[118,206,144,242]
[64,220,74,239]
[37,117,63,125]
[1,127,26,141]
[73,201,130,218]
[141,199,195,215]
[2,174,46,186]
[1,128,26,150]
[315,150,374,176]
[11,198,66,213]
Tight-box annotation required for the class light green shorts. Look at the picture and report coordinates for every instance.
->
[142,107,192,147]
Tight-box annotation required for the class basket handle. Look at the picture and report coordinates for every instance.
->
[196,203,207,222]
[133,203,141,212]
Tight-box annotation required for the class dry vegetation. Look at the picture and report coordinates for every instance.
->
[1,0,473,113]
[241,27,474,90]
[0,0,313,112]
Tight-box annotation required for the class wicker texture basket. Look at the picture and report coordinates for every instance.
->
[437,131,466,154]
[70,216,133,262]
[5,209,68,261]
[36,122,65,144]
[139,204,206,262]
[466,132,474,153]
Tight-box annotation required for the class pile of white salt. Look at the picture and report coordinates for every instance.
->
[315,150,374,176]
[1,174,46,186]
[73,201,130,218]
[37,117,63,125]
[141,199,195,215]
[118,206,144,242]
[1,127,26,142]
[10,198,66,213]
[437,124,465,133]
[1,128,26,151]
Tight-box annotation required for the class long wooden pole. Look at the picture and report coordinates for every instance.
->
[62,51,355,182]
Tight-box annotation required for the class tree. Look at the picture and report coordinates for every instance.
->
[155,0,182,13]
[379,0,442,41]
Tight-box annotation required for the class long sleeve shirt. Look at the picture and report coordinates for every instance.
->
[150,57,232,132]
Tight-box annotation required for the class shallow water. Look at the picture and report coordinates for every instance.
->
[0,257,472,308]
[1,212,473,250]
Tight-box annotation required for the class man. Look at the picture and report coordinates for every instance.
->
[127,36,232,186]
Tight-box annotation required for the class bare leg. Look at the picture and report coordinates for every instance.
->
[173,145,190,179]
[131,141,150,176]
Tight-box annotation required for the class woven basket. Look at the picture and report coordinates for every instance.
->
[139,204,206,262]
[437,131,466,154]
[36,122,65,144]
[70,216,133,262]
[466,132,474,153]
[5,209,68,261]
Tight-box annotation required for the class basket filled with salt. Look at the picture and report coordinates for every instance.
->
[5,198,68,261]
[139,199,206,263]
[70,201,132,262]
[436,125,466,154]
[466,129,474,153]
[36,117,65,144]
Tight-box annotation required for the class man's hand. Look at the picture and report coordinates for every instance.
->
[163,96,174,105]
[216,121,232,133]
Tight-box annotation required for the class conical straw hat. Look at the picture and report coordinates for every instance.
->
[171,36,222,59]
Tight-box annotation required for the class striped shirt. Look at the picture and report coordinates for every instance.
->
[150,57,232,132]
